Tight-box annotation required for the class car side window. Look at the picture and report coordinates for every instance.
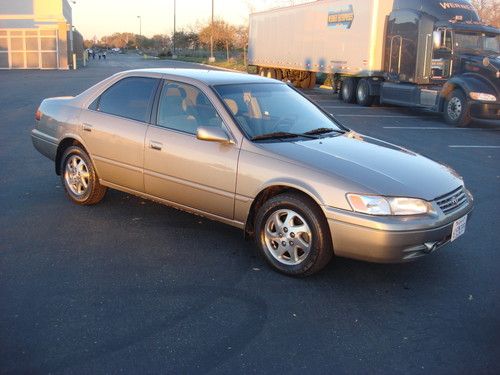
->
[156,81,224,134]
[96,77,159,122]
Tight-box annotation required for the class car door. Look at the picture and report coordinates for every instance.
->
[80,76,160,192]
[144,80,239,219]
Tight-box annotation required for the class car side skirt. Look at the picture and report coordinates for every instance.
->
[100,180,246,230]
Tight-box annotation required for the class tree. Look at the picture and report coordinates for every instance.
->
[471,0,500,27]
[199,19,237,61]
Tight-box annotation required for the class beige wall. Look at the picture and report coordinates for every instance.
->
[0,0,72,69]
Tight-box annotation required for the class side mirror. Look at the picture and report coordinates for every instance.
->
[196,126,232,144]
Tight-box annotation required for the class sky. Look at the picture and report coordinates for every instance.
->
[72,0,312,40]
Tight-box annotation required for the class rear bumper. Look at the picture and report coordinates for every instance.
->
[323,200,473,263]
[31,129,57,161]
[470,101,500,120]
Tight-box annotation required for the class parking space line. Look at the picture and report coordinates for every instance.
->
[448,145,500,148]
[335,114,438,118]
[384,126,500,130]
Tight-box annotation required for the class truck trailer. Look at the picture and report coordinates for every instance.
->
[248,0,500,126]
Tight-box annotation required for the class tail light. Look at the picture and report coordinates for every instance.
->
[35,109,42,121]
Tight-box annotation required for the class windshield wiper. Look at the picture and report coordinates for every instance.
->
[304,127,345,135]
[251,131,317,141]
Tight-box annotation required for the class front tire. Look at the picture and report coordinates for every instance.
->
[61,146,107,205]
[255,193,333,276]
[444,89,472,127]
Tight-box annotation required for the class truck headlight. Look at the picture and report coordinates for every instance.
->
[346,194,433,216]
[469,92,497,102]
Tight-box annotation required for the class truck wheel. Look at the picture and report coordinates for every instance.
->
[444,89,472,127]
[308,72,317,89]
[341,78,356,103]
[356,79,374,106]
[267,68,276,79]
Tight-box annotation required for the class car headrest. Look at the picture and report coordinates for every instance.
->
[224,99,238,115]
[165,86,187,98]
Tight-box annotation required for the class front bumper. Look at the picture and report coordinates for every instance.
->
[323,199,473,263]
[470,101,500,120]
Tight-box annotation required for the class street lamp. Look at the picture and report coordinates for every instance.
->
[172,0,176,56]
[137,15,142,49]
[209,0,215,62]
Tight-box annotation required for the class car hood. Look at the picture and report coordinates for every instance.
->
[257,133,462,201]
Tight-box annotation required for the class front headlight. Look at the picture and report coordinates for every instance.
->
[346,194,433,216]
[469,92,497,102]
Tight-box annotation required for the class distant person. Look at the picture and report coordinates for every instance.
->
[98,52,101,60]
[92,51,95,60]
[103,51,107,60]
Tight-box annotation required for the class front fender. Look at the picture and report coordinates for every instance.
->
[440,73,498,110]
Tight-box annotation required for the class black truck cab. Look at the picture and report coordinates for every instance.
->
[377,0,500,126]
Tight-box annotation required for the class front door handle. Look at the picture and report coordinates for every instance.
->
[149,141,163,151]
[82,123,93,132]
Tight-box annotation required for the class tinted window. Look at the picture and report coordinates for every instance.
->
[97,77,159,122]
[157,81,224,134]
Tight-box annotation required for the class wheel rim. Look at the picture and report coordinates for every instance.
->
[264,209,312,266]
[64,155,90,196]
[357,84,366,102]
[447,97,462,121]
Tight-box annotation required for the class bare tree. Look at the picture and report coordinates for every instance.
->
[471,0,500,27]
[199,19,237,61]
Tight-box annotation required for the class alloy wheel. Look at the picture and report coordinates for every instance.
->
[264,209,312,265]
[64,155,90,196]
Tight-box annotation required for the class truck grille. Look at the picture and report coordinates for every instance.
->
[435,186,468,215]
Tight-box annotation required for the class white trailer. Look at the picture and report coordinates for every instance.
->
[248,0,500,127]
[248,0,394,88]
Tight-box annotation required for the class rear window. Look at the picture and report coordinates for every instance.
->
[95,77,159,122]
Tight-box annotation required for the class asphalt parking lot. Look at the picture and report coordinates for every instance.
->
[1,54,499,374]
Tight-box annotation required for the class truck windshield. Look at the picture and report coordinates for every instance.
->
[213,83,343,140]
[454,32,500,55]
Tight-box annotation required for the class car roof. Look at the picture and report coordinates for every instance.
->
[123,68,281,86]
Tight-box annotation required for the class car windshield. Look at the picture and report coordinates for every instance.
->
[213,83,343,140]
[454,32,500,54]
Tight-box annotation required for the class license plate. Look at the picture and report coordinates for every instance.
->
[451,215,467,242]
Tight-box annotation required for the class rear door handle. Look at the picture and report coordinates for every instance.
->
[82,123,93,132]
[149,141,163,151]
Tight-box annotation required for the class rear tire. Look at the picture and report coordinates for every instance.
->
[60,146,107,205]
[356,78,374,106]
[255,193,333,277]
[444,89,472,127]
[341,77,357,103]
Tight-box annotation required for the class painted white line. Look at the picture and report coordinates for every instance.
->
[320,106,380,109]
[384,126,500,130]
[448,145,500,148]
[335,114,438,118]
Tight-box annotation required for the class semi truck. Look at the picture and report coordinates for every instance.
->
[248,0,500,126]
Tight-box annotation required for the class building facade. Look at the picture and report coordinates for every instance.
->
[0,0,74,69]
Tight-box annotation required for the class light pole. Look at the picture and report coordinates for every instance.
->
[137,15,141,49]
[172,0,176,56]
[209,0,215,62]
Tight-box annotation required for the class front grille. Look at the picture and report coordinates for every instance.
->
[435,186,468,215]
